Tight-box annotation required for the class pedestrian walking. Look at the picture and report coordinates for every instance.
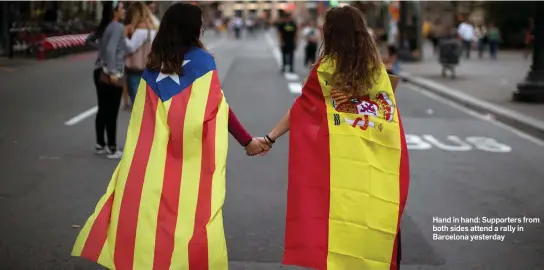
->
[302,20,319,67]
[233,15,243,39]
[457,18,475,59]
[72,3,268,269]
[275,12,298,73]
[94,1,140,159]
[125,2,157,105]
[475,23,488,59]
[263,5,408,270]
[246,17,255,36]
[487,22,501,60]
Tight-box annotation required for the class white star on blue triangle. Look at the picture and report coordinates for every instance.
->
[142,48,217,102]
[155,60,191,85]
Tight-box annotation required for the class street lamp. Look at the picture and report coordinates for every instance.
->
[513,1,543,103]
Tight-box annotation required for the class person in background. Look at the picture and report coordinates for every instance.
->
[276,12,298,73]
[85,1,115,150]
[215,17,223,36]
[457,17,475,59]
[429,19,441,55]
[125,2,157,105]
[233,15,243,39]
[246,16,255,36]
[146,1,160,29]
[487,22,500,60]
[96,1,141,159]
[475,23,487,59]
[422,17,431,40]
[302,20,319,68]
[384,45,399,75]
[524,18,534,59]
[387,19,398,49]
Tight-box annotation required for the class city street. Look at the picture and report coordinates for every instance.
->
[0,30,543,270]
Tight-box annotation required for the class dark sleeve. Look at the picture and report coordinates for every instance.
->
[85,32,99,48]
[228,108,253,146]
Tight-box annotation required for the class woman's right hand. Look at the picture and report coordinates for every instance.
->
[125,25,134,36]
[110,75,119,84]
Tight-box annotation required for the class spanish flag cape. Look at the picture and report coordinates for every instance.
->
[284,57,410,270]
[72,48,229,270]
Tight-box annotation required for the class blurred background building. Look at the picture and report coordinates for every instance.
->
[0,1,539,58]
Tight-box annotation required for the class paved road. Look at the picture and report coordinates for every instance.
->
[0,30,542,270]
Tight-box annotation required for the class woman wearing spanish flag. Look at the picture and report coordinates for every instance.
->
[72,3,267,269]
[263,6,410,270]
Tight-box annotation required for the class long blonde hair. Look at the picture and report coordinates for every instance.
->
[127,2,154,29]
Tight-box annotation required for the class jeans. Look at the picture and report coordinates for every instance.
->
[462,40,472,59]
[126,72,142,105]
[478,39,486,58]
[489,41,499,59]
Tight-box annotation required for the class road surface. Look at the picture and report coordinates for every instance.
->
[0,30,542,270]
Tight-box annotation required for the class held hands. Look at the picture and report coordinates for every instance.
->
[245,137,273,156]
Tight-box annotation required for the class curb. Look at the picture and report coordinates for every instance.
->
[398,71,544,139]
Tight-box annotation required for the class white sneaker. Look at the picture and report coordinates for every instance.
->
[107,149,123,159]
[95,144,108,155]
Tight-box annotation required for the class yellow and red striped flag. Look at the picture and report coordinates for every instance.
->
[284,57,410,270]
[72,48,229,270]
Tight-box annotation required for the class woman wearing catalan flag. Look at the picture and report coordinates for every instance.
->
[72,3,267,270]
[262,6,410,270]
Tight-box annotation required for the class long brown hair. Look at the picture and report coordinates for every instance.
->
[320,6,382,96]
[146,3,204,75]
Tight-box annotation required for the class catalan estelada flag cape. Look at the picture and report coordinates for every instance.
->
[284,57,410,270]
[72,47,229,270]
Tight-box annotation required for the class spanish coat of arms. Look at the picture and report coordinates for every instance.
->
[331,89,396,132]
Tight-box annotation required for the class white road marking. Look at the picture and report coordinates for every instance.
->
[265,32,282,67]
[284,72,300,81]
[405,84,544,147]
[405,134,512,152]
[288,82,302,95]
[64,106,98,126]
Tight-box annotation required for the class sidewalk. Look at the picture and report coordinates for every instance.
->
[400,42,543,136]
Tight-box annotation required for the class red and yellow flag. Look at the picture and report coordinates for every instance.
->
[284,58,410,270]
[72,48,229,270]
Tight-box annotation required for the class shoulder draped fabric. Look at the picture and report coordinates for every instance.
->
[72,47,230,270]
[284,57,410,270]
